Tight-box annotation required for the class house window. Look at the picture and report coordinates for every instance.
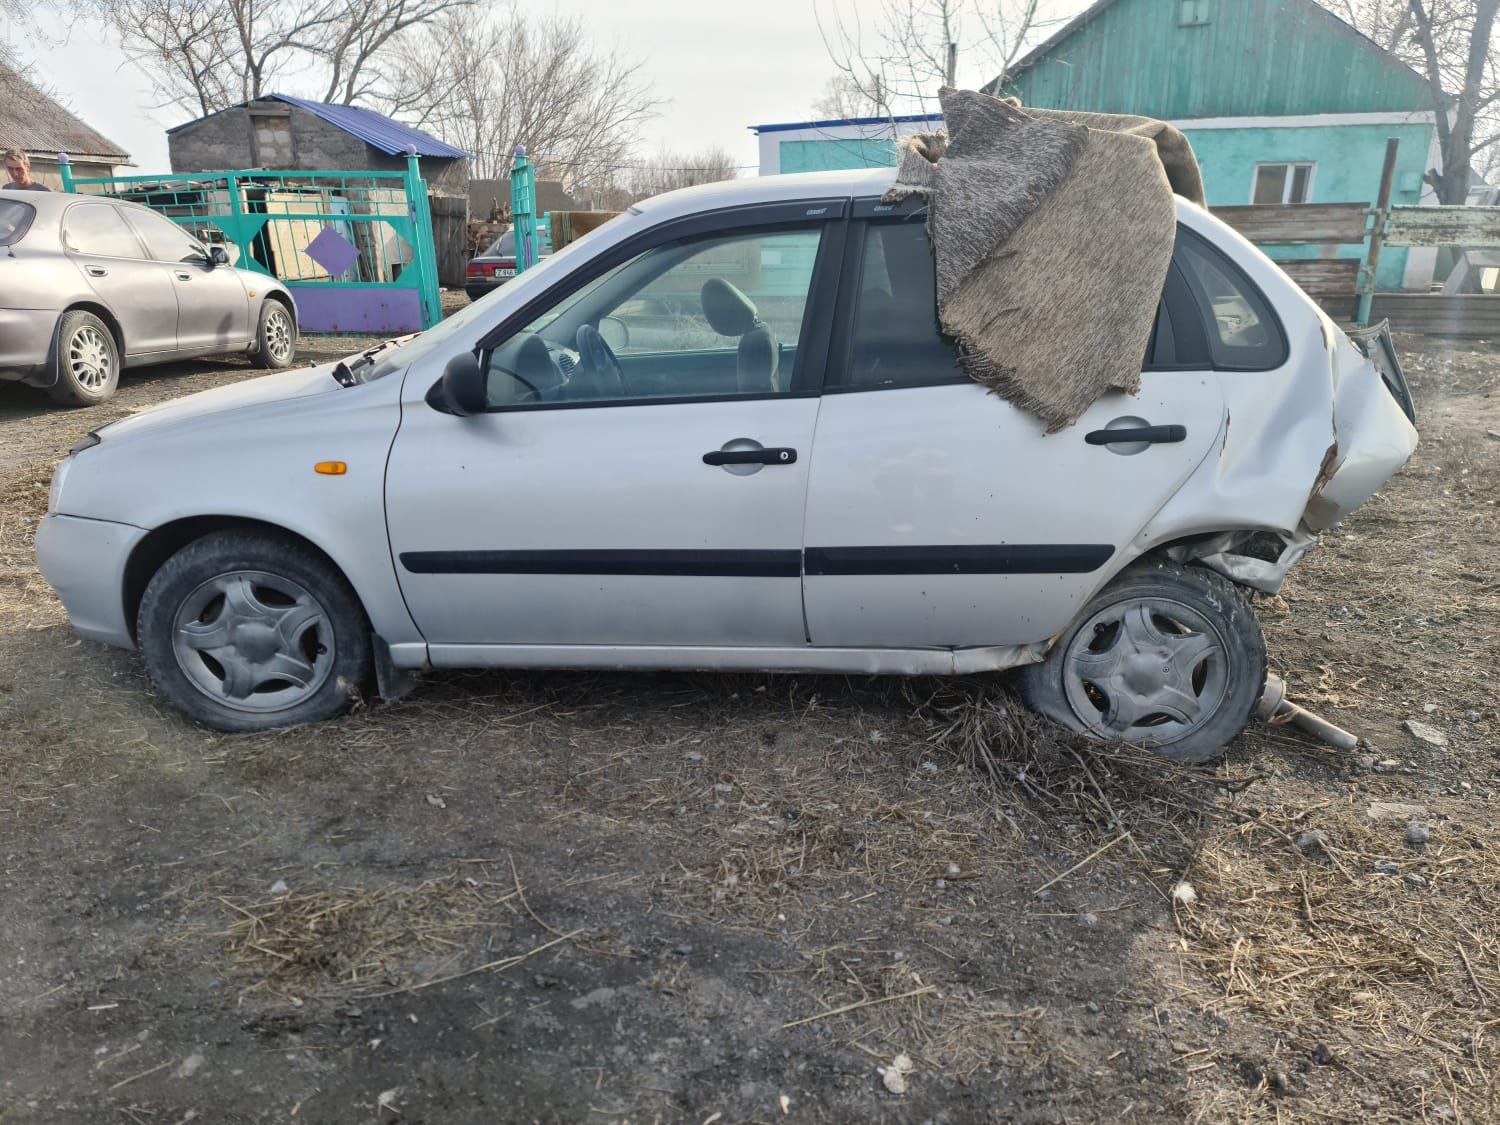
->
[1253,162,1315,205]
[1178,0,1211,25]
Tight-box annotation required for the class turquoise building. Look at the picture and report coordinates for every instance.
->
[751,113,944,176]
[995,0,1442,290]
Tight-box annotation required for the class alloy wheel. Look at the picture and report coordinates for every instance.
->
[68,325,114,390]
[263,307,293,366]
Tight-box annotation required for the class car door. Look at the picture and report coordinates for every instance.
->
[385,213,842,651]
[122,206,250,353]
[61,202,177,357]
[800,209,1229,650]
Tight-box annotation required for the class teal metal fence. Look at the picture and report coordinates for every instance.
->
[59,152,442,333]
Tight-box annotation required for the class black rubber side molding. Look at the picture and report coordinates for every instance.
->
[805,544,1114,576]
[401,549,801,577]
[703,447,797,466]
[1084,425,1186,446]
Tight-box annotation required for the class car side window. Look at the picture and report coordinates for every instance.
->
[122,207,209,264]
[63,204,145,259]
[484,226,824,408]
[1172,228,1287,370]
[840,220,963,390]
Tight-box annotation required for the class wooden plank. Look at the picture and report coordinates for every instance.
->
[1324,293,1500,336]
[1211,203,1372,244]
[1279,258,1360,297]
[549,210,620,251]
[1383,205,1500,248]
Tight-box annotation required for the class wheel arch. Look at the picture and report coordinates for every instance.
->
[123,515,359,643]
[263,289,297,329]
[59,302,126,359]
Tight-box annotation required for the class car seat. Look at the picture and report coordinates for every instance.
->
[701,278,780,394]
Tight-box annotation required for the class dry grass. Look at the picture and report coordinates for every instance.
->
[214,861,585,999]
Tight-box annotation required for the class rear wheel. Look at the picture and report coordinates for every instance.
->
[1017,558,1266,762]
[47,310,119,406]
[252,300,297,369]
[137,530,371,732]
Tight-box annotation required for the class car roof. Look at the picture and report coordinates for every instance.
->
[631,168,899,222]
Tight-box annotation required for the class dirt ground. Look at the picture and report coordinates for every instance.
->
[0,322,1497,1124]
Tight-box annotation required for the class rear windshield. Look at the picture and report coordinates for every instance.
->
[0,199,35,246]
[483,230,514,257]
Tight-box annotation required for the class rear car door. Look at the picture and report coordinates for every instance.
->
[62,202,177,357]
[801,207,1229,650]
[122,206,250,353]
[385,207,842,652]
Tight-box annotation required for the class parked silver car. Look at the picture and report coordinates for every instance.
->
[0,189,298,405]
[36,168,1417,758]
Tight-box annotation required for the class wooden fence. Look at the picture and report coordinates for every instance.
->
[429,194,469,289]
[1210,138,1500,336]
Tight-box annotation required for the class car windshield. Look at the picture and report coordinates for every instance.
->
[483,231,514,257]
[0,199,35,246]
[355,231,607,382]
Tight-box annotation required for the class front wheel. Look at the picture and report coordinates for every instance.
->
[137,530,371,732]
[252,300,297,369]
[1016,558,1266,762]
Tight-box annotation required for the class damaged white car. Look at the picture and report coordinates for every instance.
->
[36,94,1416,759]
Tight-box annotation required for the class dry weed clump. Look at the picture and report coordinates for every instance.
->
[216,864,579,999]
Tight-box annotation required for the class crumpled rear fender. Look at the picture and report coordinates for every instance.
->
[1134,312,1417,594]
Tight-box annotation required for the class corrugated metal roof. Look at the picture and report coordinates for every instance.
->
[263,94,469,158]
[0,56,130,161]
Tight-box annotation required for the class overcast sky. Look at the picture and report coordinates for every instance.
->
[5,1,1085,176]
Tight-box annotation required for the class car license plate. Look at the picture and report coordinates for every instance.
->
[494,268,515,277]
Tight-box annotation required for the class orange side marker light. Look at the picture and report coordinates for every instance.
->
[314,461,347,475]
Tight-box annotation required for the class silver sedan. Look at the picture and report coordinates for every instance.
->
[0,189,297,405]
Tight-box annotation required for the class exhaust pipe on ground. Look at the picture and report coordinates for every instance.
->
[1256,672,1360,751]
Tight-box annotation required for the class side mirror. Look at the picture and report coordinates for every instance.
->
[208,245,230,267]
[428,351,488,416]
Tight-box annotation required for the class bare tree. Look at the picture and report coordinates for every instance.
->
[1327,0,1500,202]
[811,75,886,119]
[77,0,476,117]
[391,9,660,189]
[815,0,1039,118]
[590,147,739,209]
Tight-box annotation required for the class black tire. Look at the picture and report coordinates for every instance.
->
[1016,558,1266,762]
[251,299,297,369]
[137,530,371,732]
[47,310,120,406]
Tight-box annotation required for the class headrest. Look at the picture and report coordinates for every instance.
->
[701,277,759,337]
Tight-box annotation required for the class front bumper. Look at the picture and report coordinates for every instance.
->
[36,513,147,649]
[0,307,56,386]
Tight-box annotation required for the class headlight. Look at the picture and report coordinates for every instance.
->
[48,457,71,513]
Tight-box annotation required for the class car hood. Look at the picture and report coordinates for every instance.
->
[95,363,340,443]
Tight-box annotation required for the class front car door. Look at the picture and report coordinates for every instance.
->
[121,206,250,353]
[61,202,177,358]
[385,207,843,656]
[801,204,1230,651]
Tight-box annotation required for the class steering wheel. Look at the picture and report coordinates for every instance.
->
[575,323,625,389]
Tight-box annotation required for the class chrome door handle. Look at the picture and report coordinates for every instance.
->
[174,271,192,281]
[85,265,108,277]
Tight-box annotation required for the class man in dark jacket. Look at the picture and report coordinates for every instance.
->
[3,148,50,191]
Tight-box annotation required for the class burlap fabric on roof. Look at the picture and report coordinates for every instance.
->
[885,87,1205,432]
